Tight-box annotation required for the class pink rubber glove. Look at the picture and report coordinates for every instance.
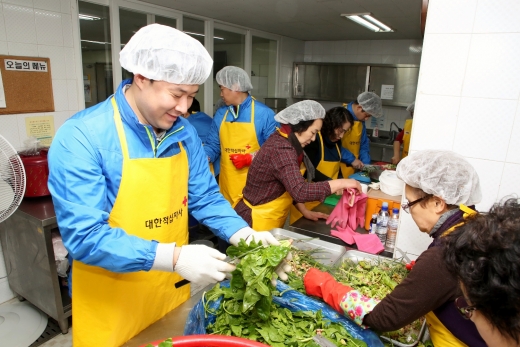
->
[326,189,356,229]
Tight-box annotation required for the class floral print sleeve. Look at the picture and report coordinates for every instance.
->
[339,290,380,327]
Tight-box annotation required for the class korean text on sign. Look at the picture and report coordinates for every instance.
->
[4,59,48,72]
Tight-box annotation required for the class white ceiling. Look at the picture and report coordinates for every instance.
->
[140,0,423,41]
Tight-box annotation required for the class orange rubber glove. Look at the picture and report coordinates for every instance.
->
[304,268,353,312]
[229,153,253,169]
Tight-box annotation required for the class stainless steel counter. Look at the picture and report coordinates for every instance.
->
[288,203,393,258]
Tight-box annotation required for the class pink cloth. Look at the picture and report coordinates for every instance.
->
[331,225,357,245]
[353,234,385,254]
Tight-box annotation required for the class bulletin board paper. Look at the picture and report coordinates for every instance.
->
[381,84,395,100]
[25,115,55,147]
[0,55,54,115]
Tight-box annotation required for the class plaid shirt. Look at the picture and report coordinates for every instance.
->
[235,132,331,225]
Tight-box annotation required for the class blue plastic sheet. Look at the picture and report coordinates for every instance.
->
[184,280,383,347]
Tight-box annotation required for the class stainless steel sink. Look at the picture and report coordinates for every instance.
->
[369,136,393,145]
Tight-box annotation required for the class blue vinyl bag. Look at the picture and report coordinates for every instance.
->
[184,280,383,347]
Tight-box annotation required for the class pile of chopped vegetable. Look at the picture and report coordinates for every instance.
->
[334,258,424,345]
[203,239,367,347]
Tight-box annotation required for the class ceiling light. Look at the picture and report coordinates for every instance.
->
[79,14,101,20]
[341,13,393,33]
[183,31,224,40]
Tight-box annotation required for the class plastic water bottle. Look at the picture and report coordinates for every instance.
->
[369,214,378,234]
[386,208,399,252]
[376,202,390,244]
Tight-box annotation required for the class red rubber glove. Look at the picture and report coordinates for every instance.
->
[229,153,253,169]
[304,268,353,312]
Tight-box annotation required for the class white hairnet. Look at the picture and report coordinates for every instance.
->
[216,66,253,92]
[396,150,482,206]
[274,100,325,125]
[119,24,212,85]
[357,92,383,118]
[406,101,415,113]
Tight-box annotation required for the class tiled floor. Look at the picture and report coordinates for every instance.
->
[40,329,72,347]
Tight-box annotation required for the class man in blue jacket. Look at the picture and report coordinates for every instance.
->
[340,92,383,178]
[48,24,288,347]
[204,66,279,208]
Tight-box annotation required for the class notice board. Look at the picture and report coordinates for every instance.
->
[0,55,54,115]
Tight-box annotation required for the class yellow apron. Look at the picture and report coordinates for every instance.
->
[340,120,363,179]
[423,205,477,347]
[219,100,261,206]
[72,98,190,347]
[289,132,341,224]
[402,119,413,159]
[243,191,293,230]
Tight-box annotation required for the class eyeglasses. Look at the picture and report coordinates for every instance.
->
[401,195,431,214]
[455,296,477,320]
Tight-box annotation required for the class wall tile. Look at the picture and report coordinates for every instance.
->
[0,114,20,150]
[464,157,503,212]
[67,79,78,111]
[7,41,37,56]
[333,40,345,55]
[59,0,70,14]
[280,82,290,98]
[368,55,381,64]
[409,94,460,152]
[453,97,516,161]
[33,0,60,12]
[0,41,8,54]
[3,0,33,7]
[38,44,66,79]
[473,0,520,34]
[425,0,477,34]
[0,7,7,41]
[303,54,311,62]
[462,33,520,100]
[15,112,40,146]
[52,79,68,111]
[3,4,37,44]
[53,110,70,129]
[35,9,63,46]
[303,41,312,55]
[280,65,291,83]
[381,55,399,64]
[61,13,73,47]
[63,47,75,79]
[322,54,334,62]
[417,33,471,96]
[357,40,370,54]
[394,211,431,259]
[498,163,520,201]
[506,102,520,164]
[344,40,358,55]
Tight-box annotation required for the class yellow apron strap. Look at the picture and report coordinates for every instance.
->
[112,97,130,160]
[442,205,478,237]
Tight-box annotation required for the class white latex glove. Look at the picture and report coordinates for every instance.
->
[229,227,292,285]
[174,245,235,284]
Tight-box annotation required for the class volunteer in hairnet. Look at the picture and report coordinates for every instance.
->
[304,150,486,347]
[340,92,382,178]
[48,24,286,347]
[234,100,361,231]
[391,101,414,165]
[204,66,278,207]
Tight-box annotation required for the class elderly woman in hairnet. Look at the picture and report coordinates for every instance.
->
[48,25,286,347]
[340,92,383,178]
[204,66,278,208]
[303,150,486,347]
[234,100,361,231]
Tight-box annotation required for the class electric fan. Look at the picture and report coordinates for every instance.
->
[0,134,25,223]
[0,134,49,346]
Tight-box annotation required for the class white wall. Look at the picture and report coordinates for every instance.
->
[0,0,83,303]
[395,0,520,258]
[302,39,422,130]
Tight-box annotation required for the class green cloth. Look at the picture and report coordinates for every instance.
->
[324,194,341,206]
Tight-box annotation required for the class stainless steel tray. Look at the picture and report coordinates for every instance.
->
[336,250,428,347]
[270,228,346,267]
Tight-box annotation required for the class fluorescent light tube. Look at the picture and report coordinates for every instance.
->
[183,31,224,40]
[346,15,381,32]
[362,15,393,32]
[79,14,101,20]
